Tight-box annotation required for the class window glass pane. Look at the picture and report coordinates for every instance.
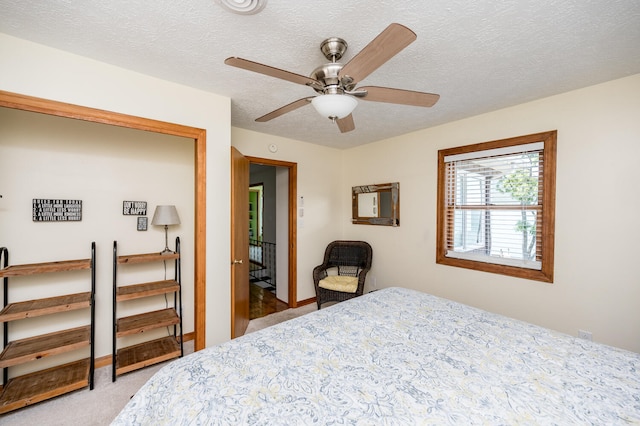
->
[453,209,485,251]
[449,150,541,268]
[487,210,537,261]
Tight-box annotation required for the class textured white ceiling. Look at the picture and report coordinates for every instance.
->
[1,0,639,148]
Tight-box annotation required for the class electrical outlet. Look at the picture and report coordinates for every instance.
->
[578,330,592,341]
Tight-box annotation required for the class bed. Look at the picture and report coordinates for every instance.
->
[112,287,640,425]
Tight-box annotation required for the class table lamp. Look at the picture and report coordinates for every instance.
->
[151,205,181,254]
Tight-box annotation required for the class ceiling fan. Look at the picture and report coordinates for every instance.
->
[224,23,440,133]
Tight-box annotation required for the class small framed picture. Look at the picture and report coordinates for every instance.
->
[137,216,148,231]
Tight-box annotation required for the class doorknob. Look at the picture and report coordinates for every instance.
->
[232,259,243,264]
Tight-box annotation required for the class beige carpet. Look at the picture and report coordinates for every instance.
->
[1,304,316,425]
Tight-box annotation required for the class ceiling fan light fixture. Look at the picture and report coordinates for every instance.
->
[311,94,357,120]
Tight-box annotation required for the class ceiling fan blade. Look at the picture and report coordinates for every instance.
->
[357,86,440,107]
[225,57,319,87]
[339,23,416,84]
[255,97,313,122]
[336,114,355,133]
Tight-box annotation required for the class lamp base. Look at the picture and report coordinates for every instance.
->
[160,226,175,255]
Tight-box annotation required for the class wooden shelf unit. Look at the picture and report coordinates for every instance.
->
[0,325,91,368]
[115,336,181,376]
[112,238,182,381]
[0,244,95,414]
[0,292,91,322]
[0,359,91,414]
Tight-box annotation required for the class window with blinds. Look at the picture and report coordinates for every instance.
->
[436,131,557,282]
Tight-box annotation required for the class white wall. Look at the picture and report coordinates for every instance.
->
[231,127,344,302]
[0,33,232,347]
[341,74,640,353]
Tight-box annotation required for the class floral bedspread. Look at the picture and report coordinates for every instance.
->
[112,287,640,425]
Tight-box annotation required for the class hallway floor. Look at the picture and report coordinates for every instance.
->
[250,283,288,320]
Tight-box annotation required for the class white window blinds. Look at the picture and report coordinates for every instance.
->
[443,142,544,270]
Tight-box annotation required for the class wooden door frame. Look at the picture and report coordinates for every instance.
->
[245,156,298,307]
[0,90,207,351]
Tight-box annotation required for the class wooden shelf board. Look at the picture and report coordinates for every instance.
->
[116,280,180,302]
[0,292,91,322]
[117,252,179,265]
[0,259,91,278]
[0,325,91,368]
[116,308,179,337]
[0,358,90,414]
[115,336,181,376]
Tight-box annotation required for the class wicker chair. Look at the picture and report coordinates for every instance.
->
[313,240,372,309]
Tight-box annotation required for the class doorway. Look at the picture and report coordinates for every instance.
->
[249,165,287,319]
[230,150,298,338]
[246,156,298,310]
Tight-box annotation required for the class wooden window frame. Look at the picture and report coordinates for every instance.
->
[436,131,557,283]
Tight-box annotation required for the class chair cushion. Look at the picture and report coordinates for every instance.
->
[318,275,358,293]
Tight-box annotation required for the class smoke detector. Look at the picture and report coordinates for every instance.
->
[216,0,267,15]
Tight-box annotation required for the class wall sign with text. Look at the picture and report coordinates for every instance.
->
[137,217,148,231]
[33,199,82,222]
[123,200,147,215]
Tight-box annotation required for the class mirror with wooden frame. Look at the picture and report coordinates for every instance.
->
[352,182,400,226]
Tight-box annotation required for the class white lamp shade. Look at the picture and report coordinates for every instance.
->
[311,94,357,119]
[151,205,181,226]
